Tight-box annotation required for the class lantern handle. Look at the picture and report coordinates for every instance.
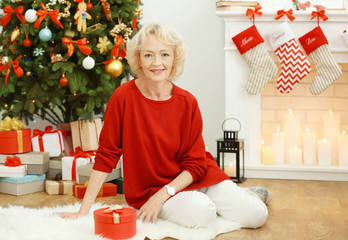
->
[222,118,241,132]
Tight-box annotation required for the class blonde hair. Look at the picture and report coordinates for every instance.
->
[126,23,187,81]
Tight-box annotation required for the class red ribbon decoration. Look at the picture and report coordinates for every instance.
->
[104,206,124,224]
[62,38,93,57]
[131,17,138,32]
[33,126,66,153]
[274,9,295,21]
[0,5,26,28]
[111,35,126,59]
[33,3,63,29]
[246,3,262,25]
[311,10,328,26]
[69,147,93,181]
[4,155,21,167]
[0,55,24,86]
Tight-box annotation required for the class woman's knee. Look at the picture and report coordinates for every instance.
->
[159,191,217,228]
[244,203,268,228]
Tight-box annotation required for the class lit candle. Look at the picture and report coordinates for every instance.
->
[283,109,301,164]
[289,146,302,165]
[302,127,317,166]
[262,145,274,165]
[318,138,331,167]
[224,162,236,177]
[271,126,286,165]
[337,131,348,166]
[322,110,341,165]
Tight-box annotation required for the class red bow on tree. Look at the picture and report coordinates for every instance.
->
[311,10,328,25]
[274,9,296,21]
[62,38,93,57]
[0,5,26,27]
[33,3,63,29]
[132,17,138,32]
[246,3,262,24]
[0,55,24,86]
[111,35,127,59]
[4,155,21,167]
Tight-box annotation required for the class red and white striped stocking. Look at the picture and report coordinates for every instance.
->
[268,22,311,94]
[299,26,342,95]
[232,25,278,95]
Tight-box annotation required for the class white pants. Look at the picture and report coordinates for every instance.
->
[158,180,268,229]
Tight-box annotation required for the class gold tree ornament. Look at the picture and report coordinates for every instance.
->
[109,23,132,44]
[134,8,143,19]
[46,0,72,19]
[105,59,123,78]
[11,27,20,42]
[97,36,111,54]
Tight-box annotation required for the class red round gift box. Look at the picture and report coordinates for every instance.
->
[94,207,137,240]
[0,129,32,154]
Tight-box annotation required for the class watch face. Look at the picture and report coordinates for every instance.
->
[168,187,175,196]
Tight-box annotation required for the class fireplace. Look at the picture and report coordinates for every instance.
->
[216,11,348,181]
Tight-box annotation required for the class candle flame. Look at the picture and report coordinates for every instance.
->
[289,109,293,115]
[229,162,232,167]
[294,146,298,151]
[261,139,264,145]
[277,126,280,133]
[343,131,346,135]
[329,110,333,115]
[266,146,270,150]
[323,137,327,142]
[306,127,310,133]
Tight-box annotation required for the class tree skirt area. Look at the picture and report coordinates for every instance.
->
[0,202,241,240]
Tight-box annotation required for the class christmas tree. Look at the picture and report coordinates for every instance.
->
[0,0,142,124]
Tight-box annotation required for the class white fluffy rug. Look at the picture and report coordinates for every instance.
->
[0,202,241,240]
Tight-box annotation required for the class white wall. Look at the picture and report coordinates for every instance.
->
[141,0,225,156]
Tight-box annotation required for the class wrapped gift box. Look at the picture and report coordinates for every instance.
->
[73,182,117,199]
[71,118,102,151]
[45,180,75,195]
[77,161,121,184]
[32,127,65,157]
[94,206,136,240]
[0,129,32,154]
[0,174,46,195]
[62,155,95,182]
[0,165,27,177]
[47,159,62,179]
[0,152,49,175]
[56,123,73,156]
[110,177,124,194]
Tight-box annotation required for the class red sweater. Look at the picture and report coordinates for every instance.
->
[93,80,230,209]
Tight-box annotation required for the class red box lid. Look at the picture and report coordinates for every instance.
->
[94,207,137,224]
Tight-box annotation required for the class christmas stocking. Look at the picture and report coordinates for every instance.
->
[299,26,342,95]
[232,25,278,95]
[268,22,311,93]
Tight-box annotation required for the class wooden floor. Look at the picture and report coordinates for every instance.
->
[1,178,348,240]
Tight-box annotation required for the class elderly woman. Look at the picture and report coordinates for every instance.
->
[57,23,272,229]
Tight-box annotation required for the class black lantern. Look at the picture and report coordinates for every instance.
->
[216,118,245,183]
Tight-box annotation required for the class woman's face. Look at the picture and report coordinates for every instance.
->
[139,35,174,83]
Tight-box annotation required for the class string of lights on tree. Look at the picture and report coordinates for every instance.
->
[0,0,142,124]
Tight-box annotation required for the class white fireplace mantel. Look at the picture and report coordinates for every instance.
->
[216,10,348,181]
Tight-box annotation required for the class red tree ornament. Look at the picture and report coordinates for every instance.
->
[59,77,69,86]
[87,2,93,10]
[23,38,32,47]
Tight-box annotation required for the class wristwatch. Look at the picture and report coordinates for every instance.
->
[164,185,176,196]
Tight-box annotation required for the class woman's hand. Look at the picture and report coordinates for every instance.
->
[53,211,86,219]
[137,189,168,223]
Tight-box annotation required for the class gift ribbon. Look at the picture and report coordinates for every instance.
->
[69,147,93,181]
[33,3,63,29]
[0,56,24,86]
[4,155,21,166]
[104,205,124,224]
[132,17,138,32]
[0,116,25,131]
[109,35,127,60]
[246,3,262,25]
[274,9,295,21]
[311,10,328,26]
[0,5,26,28]
[62,38,92,57]
[33,126,65,153]
[17,130,23,153]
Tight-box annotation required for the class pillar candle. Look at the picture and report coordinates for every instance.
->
[289,146,302,165]
[283,109,301,164]
[262,145,274,165]
[322,110,341,165]
[302,128,317,166]
[272,126,286,165]
[224,162,236,177]
[318,138,331,167]
[337,131,348,166]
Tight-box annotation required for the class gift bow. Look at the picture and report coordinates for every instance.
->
[33,126,65,153]
[109,35,126,62]
[0,55,24,86]
[0,5,26,28]
[69,147,93,181]
[4,155,22,167]
[246,3,262,23]
[62,38,92,57]
[0,116,25,131]
[274,9,295,21]
[33,3,63,29]
[104,205,124,224]
[311,10,328,25]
